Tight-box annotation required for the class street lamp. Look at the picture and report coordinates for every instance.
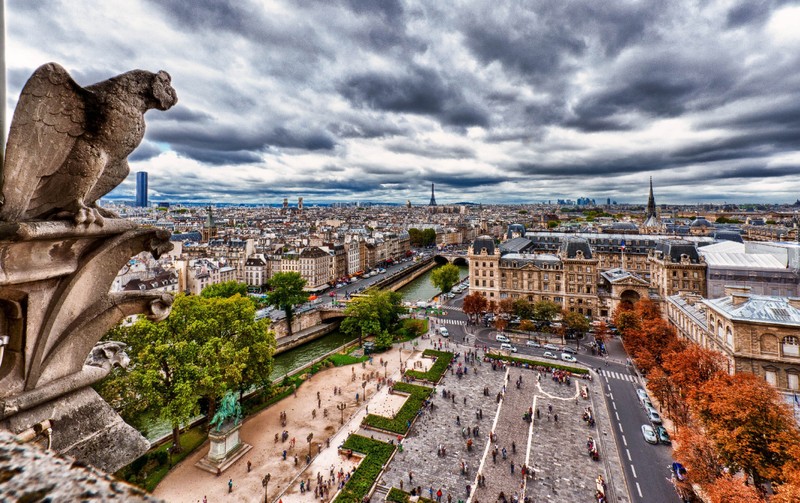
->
[262,473,271,503]
[337,402,347,425]
[362,381,367,401]
[382,360,388,378]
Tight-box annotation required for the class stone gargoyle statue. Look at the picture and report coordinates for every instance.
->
[0,62,178,226]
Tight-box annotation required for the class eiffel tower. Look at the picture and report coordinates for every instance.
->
[429,183,437,206]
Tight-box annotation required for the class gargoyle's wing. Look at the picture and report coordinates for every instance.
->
[0,63,87,221]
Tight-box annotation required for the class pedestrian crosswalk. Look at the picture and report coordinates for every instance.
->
[598,369,639,383]
[430,317,466,327]
[440,305,462,312]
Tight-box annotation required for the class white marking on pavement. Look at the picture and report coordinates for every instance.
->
[622,435,627,446]
[631,465,638,478]
[612,401,617,410]
[626,449,631,461]
[615,411,620,421]
[636,482,643,498]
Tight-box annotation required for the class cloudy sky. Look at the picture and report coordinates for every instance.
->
[5,0,800,205]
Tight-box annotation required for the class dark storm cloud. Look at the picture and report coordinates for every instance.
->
[129,141,162,162]
[148,123,334,164]
[569,51,739,129]
[385,140,475,159]
[339,66,489,127]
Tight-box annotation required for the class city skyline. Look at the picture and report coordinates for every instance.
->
[6,1,800,205]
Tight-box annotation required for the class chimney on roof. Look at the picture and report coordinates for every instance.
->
[724,285,751,297]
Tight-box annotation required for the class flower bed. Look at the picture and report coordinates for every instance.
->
[361,382,433,435]
[334,435,395,503]
[486,352,588,374]
[404,349,453,383]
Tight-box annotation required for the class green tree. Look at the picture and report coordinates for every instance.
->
[96,294,275,451]
[341,289,404,346]
[532,300,561,325]
[201,280,248,299]
[431,263,460,293]
[562,310,591,347]
[267,272,308,336]
[512,298,534,320]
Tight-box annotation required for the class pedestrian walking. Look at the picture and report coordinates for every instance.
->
[409,471,413,482]
[511,461,515,474]
[247,460,251,472]
[228,479,233,493]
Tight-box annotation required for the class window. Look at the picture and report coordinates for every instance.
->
[788,373,799,391]
[783,336,800,357]
[726,328,734,348]
[765,370,777,386]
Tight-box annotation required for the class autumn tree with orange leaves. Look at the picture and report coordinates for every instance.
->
[461,292,487,324]
[673,426,726,485]
[691,372,800,486]
[704,475,764,503]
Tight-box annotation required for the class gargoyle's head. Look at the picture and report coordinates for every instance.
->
[151,70,178,111]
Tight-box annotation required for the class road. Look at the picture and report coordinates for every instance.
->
[435,291,681,503]
[261,255,424,320]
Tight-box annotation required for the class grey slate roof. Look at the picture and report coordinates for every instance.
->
[704,294,800,326]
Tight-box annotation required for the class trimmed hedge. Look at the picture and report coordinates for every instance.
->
[486,352,588,374]
[404,349,453,383]
[387,487,436,503]
[361,382,433,435]
[334,435,395,503]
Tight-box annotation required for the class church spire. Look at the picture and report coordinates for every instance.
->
[646,176,656,219]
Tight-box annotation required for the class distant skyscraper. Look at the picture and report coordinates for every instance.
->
[135,171,148,207]
[429,183,437,206]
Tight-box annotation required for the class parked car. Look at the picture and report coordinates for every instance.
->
[543,351,558,359]
[439,327,449,337]
[635,388,648,403]
[641,424,658,444]
[526,340,541,347]
[543,343,559,351]
[500,343,518,353]
[496,334,510,343]
[643,399,655,411]
[656,425,671,444]
[561,353,577,363]
[647,409,663,425]
[562,346,577,354]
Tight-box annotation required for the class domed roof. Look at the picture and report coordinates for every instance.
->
[690,217,713,228]
[472,235,495,255]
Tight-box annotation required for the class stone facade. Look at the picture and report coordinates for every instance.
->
[667,288,800,393]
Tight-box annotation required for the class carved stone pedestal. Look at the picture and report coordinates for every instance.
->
[196,422,252,474]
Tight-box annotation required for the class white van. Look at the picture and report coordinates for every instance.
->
[500,343,517,353]
[439,327,449,337]
[496,334,510,343]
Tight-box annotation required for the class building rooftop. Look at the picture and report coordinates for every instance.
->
[704,294,800,326]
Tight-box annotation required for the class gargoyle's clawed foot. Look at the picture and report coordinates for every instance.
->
[55,204,106,226]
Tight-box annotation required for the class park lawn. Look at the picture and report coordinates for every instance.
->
[116,424,208,492]
[327,353,370,366]
[334,435,396,502]
[387,487,436,502]
[404,349,453,383]
[361,382,433,435]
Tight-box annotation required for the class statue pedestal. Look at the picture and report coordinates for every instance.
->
[196,422,251,474]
